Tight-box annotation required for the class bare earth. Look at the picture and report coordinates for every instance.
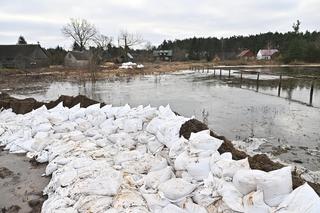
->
[0,147,49,213]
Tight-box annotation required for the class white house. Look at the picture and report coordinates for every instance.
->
[257,49,279,60]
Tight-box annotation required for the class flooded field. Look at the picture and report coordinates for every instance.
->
[2,67,320,170]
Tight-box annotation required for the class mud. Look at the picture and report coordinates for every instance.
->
[0,92,102,114]
[0,147,49,213]
[0,167,13,179]
[180,118,320,195]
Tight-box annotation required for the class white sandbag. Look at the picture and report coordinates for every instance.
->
[32,122,52,133]
[113,189,147,209]
[53,121,77,133]
[257,166,292,207]
[84,103,101,115]
[41,195,75,213]
[218,181,244,212]
[144,166,174,189]
[211,157,250,178]
[169,137,189,158]
[142,193,170,212]
[108,132,137,149]
[149,156,168,172]
[276,183,320,213]
[189,130,223,152]
[183,199,208,213]
[73,195,113,213]
[146,117,163,134]
[174,151,195,171]
[72,168,122,196]
[243,191,271,213]
[148,139,164,154]
[123,118,143,133]
[160,204,185,213]
[158,105,176,118]
[69,105,86,121]
[159,178,196,202]
[114,150,143,164]
[186,157,211,181]
[233,169,268,195]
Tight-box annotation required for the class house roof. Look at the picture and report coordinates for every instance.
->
[238,49,253,57]
[258,49,279,56]
[69,51,90,60]
[0,44,47,59]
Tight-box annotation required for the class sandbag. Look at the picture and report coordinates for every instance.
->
[218,181,244,212]
[243,191,271,213]
[144,166,174,189]
[276,183,320,213]
[257,166,292,207]
[189,130,223,153]
[159,178,196,202]
[233,169,268,195]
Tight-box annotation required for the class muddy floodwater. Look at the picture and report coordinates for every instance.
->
[3,67,320,171]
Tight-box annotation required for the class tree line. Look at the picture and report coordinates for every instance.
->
[158,21,320,63]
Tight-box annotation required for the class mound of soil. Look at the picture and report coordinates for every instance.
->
[180,119,320,195]
[0,93,103,114]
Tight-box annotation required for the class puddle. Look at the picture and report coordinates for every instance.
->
[2,67,320,170]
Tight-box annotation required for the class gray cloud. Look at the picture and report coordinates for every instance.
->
[0,0,319,48]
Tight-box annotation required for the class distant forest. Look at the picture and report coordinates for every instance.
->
[158,29,320,63]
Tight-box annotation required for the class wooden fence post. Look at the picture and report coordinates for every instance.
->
[256,72,260,92]
[309,80,315,106]
[278,75,282,97]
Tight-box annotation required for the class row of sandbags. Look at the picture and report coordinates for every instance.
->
[0,103,320,213]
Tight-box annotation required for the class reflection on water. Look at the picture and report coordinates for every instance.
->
[4,68,320,170]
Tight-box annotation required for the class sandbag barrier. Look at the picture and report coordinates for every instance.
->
[0,93,320,212]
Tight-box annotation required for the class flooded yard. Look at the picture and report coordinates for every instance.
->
[3,67,320,170]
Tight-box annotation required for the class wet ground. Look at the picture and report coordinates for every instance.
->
[0,148,49,213]
[2,67,320,171]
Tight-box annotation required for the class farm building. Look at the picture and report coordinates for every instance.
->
[237,49,255,60]
[153,50,173,61]
[0,44,49,69]
[64,51,90,68]
[257,49,279,60]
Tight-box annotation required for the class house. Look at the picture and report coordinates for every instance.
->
[257,49,279,60]
[237,49,255,60]
[153,50,173,61]
[64,51,90,68]
[0,44,49,69]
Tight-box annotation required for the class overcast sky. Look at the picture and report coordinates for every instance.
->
[0,0,319,49]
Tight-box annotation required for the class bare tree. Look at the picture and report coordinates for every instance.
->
[62,18,97,51]
[118,30,143,60]
[144,41,155,51]
[93,34,113,50]
[292,20,301,34]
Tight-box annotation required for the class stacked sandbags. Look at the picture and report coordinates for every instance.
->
[1,102,319,213]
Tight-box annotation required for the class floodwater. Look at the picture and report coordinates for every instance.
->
[3,67,320,171]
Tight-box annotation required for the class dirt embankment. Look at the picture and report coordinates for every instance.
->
[1,94,320,197]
